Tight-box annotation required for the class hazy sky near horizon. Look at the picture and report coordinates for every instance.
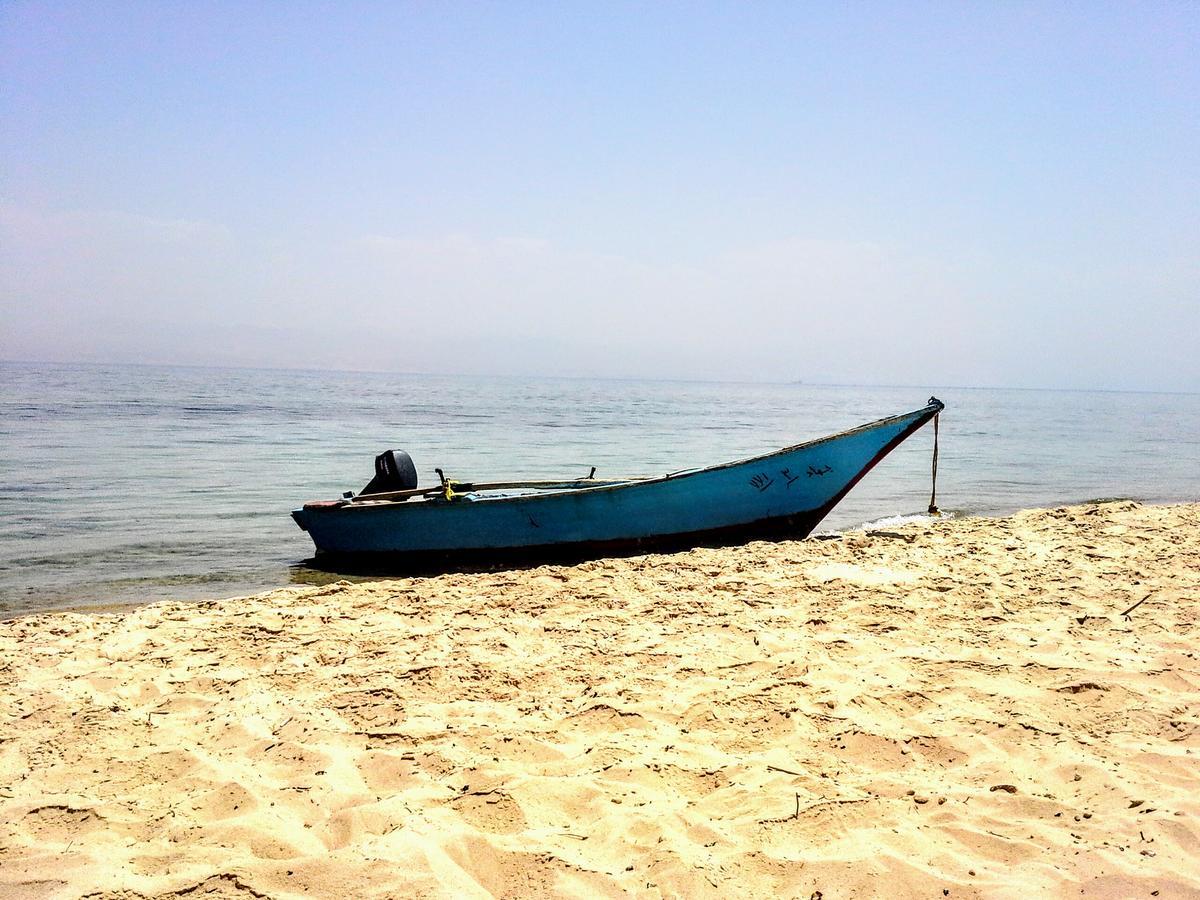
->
[2,2,1197,391]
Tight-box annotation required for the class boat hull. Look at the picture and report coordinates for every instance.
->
[293,400,942,566]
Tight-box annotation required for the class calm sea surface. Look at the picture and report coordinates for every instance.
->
[2,361,1198,617]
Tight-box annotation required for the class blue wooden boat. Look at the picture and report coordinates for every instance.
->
[292,398,943,567]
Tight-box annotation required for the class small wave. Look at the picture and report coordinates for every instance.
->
[856,510,957,531]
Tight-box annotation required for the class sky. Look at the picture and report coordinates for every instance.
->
[1,2,1197,391]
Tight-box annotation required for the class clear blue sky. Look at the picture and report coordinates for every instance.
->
[2,2,1197,390]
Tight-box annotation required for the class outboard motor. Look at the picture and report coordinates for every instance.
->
[360,449,419,496]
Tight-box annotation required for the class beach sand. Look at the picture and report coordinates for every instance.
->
[1,500,1197,899]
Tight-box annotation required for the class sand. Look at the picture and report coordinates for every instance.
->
[1,500,1198,899]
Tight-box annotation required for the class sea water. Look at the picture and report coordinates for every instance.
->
[2,361,1197,617]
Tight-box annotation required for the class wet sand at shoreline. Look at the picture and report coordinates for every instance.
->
[1,501,1197,898]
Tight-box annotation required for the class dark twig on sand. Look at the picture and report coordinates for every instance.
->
[1121,593,1152,618]
[767,765,806,777]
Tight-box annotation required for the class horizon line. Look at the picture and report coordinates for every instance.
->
[0,356,1197,398]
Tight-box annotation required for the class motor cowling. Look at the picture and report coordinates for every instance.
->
[360,449,419,495]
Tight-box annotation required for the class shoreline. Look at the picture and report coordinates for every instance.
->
[2,500,1197,897]
[7,495,1182,623]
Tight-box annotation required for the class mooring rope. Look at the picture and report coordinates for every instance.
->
[928,411,941,515]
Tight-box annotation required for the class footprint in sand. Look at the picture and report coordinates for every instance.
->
[327,687,408,731]
[20,805,104,843]
[451,790,528,834]
[184,781,257,822]
[356,750,422,792]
